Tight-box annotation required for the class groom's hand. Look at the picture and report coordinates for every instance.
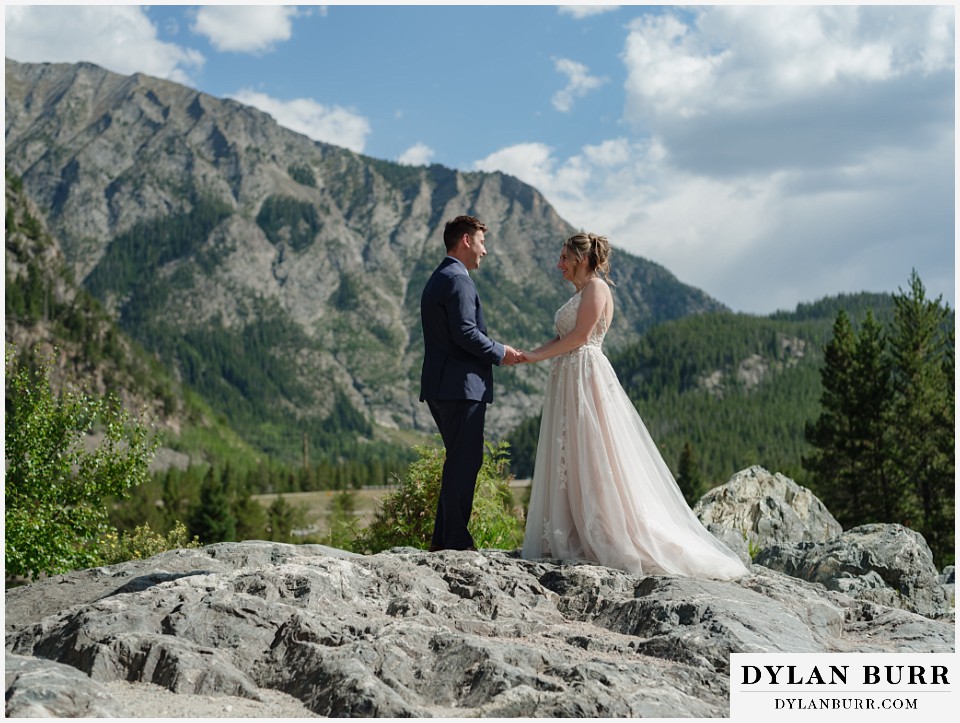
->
[502,345,523,366]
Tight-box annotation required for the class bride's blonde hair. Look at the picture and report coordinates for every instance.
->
[565,232,614,285]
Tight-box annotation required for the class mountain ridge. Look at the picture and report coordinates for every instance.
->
[5,57,727,461]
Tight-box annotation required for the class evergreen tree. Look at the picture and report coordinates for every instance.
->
[888,271,954,565]
[161,468,190,530]
[676,441,704,506]
[505,414,542,480]
[804,310,862,522]
[848,310,900,523]
[267,495,300,542]
[233,485,269,541]
[189,467,237,543]
[322,488,360,550]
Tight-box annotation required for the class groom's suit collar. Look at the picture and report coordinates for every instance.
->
[442,255,469,276]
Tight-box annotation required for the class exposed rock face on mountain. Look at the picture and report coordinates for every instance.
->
[5,58,726,450]
[5,470,954,718]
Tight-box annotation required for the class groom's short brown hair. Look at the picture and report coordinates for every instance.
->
[443,215,487,252]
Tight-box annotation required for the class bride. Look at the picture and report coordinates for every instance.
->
[517,232,747,580]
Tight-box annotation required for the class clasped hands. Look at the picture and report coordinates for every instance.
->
[502,346,538,365]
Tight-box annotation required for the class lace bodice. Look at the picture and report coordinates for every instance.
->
[555,291,608,349]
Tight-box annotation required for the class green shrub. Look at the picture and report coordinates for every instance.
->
[99,521,201,565]
[5,347,157,580]
[352,441,524,554]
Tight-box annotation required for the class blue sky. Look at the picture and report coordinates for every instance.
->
[4,3,955,314]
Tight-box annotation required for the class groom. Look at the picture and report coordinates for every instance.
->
[419,215,521,551]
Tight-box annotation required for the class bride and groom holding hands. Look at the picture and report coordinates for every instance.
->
[420,215,747,580]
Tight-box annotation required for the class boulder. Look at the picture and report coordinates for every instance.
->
[694,466,842,561]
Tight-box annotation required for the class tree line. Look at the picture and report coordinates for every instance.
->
[804,271,954,566]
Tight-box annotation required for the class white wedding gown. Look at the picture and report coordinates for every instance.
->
[521,291,748,580]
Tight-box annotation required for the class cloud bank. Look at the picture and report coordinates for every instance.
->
[397,143,436,166]
[477,6,954,313]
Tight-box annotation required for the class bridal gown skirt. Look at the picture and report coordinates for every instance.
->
[521,345,748,580]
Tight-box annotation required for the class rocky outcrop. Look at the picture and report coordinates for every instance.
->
[6,540,953,718]
[696,467,954,619]
[754,523,950,618]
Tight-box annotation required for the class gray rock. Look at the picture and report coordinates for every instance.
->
[694,466,843,560]
[940,566,956,609]
[754,523,950,618]
[941,565,955,584]
[5,651,130,717]
[6,542,953,718]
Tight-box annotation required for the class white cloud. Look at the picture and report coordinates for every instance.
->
[551,58,608,113]
[397,143,435,166]
[3,5,204,84]
[231,90,371,153]
[190,6,299,53]
[621,6,954,176]
[558,6,618,20]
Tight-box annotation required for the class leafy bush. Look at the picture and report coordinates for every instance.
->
[99,521,200,565]
[5,347,157,580]
[352,441,524,553]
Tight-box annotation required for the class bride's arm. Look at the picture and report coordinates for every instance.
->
[529,335,560,356]
[523,281,606,363]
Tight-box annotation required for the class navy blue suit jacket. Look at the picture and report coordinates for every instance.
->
[419,256,505,403]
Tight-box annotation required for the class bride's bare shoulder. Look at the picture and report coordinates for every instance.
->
[584,277,613,302]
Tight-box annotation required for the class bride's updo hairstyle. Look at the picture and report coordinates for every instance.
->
[565,232,614,285]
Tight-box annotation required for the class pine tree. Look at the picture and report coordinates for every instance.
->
[804,310,862,523]
[888,271,954,565]
[267,495,300,542]
[848,310,900,523]
[233,485,269,541]
[676,441,704,506]
[189,467,237,543]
